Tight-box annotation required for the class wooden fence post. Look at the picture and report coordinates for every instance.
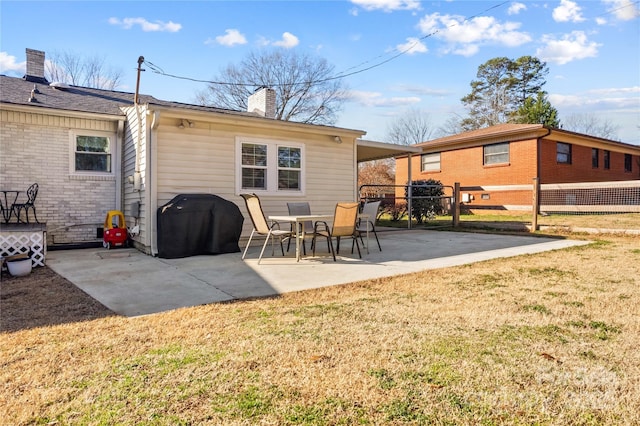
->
[531,177,539,232]
[453,182,460,228]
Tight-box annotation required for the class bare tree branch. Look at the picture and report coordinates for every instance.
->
[45,50,123,90]
[194,49,348,125]
[385,108,435,145]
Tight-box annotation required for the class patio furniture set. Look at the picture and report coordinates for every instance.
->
[241,193,382,264]
[1,183,40,224]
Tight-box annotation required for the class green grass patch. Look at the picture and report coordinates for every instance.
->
[521,303,551,315]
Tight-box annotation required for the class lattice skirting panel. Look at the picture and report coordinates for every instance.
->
[0,231,46,267]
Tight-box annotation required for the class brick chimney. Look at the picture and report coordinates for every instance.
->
[247,87,276,119]
[24,48,48,84]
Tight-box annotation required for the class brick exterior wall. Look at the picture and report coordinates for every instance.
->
[539,138,639,183]
[396,136,640,211]
[0,110,119,245]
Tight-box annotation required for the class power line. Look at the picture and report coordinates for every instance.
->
[144,1,510,88]
[143,0,637,88]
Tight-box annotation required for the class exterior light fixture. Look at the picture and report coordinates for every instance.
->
[334,136,343,144]
[178,119,194,129]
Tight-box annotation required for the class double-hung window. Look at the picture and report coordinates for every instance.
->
[483,142,509,165]
[624,154,632,172]
[238,138,304,194]
[70,131,113,174]
[557,142,572,164]
[421,152,441,172]
[592,148,599,168]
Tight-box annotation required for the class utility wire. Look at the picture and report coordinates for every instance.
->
[143,0,637,88]
[144,1,510,87]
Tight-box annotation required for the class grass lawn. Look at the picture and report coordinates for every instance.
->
[1,218,639,425]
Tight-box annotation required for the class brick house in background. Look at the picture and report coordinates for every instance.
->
[395,124,640,212]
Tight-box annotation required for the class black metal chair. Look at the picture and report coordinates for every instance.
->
[12,183,39,224]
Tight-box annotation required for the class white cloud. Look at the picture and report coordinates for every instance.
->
[348,90,420,107]
[549,92,639,110]
[108,17,181,32]
[350,0,420,12]
[417,13,531,56]
[588,86,640,96]
[395,37,428,55]
[536,31,601,64]
[207,29,247,47]
[272,32,299,48]
[508,2,527,15]
[390,84,450,96]
[0,52,25,74]
[552,0,585,23]
[602,0,640,21]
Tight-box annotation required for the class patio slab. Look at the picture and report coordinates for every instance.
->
[45,229,589,317]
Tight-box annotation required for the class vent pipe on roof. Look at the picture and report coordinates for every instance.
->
[24,48,48,84]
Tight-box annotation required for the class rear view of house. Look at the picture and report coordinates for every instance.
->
[3,48,415,260]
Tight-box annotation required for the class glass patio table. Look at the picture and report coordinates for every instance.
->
[268,214,333,262]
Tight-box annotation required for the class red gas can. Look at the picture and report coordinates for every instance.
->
[103,210,129,249]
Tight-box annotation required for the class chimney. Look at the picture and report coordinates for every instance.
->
[24,48,48,84]
[247,87,276,119]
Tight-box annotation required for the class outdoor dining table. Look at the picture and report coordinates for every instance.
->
[268,213,371,262]
[269,214,333,262]
[1,190,20,223]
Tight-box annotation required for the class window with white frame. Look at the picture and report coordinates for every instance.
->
[238,138,304,194]
[483,142,509,165]
[421,152,441,172]
[71,132,113,174]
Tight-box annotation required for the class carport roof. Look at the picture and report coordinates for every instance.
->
[357,139,422,162]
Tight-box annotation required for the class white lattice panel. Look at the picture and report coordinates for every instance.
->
[0,231,46,267]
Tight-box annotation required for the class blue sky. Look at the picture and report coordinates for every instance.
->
[1,0,639,144]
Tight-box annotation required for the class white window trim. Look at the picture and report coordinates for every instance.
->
[421,152,441,172]
[483,142,510,165]
[69,130,117,176]
[235,137,306,196]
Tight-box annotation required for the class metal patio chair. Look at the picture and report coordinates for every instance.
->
[285,202,327,255]
[11,183,40,224]
[312,202,361,261]
[240,193,293,264]
[357,200,382,251]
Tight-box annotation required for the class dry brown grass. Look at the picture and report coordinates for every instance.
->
[1,228,639,425]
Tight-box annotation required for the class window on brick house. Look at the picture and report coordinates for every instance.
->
[604,150,610,169]
[421,152,441,172]
[624,154,632,172]
[592,148,599,168]
[557,142,572,164]
[72,133,112,173]
[483,142,509,165]
[237,138,304,194]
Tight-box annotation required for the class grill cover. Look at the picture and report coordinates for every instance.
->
[157,194,244,259]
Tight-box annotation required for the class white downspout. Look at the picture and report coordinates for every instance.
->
[149,110,160,255]
[133,104,143,191]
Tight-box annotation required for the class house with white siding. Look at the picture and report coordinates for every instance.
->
[1,48,412,257]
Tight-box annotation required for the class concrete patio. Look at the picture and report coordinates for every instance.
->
[45,229,589,317]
